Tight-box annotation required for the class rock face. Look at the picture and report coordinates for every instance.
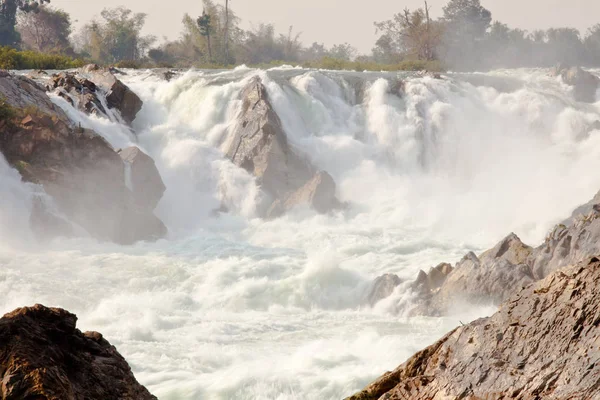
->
[366,274,403,306]
[48,64,143,124]
[346,257,600,400]
[554,66,600,103]
[226,76,341,217]
[0,304,156,400]
[119,146,166,211]
[0,72,166,244]
[367,189,600,315]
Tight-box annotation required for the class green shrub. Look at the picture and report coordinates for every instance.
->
[0,46,85,70]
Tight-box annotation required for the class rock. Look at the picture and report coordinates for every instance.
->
[0,304,156,400]
[119,147,166,211]
[345,257,600,400]
[366,274,403,306]
[267,171,342,218]
[554,66,599,103]
[226,76,341,216]
[80,64,142,124]
[413,262,454,294]
[48,71,107,117]
[0,72,166,244]
[411,234,535,315]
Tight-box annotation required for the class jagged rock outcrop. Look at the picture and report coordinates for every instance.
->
[48,72,107,117]
[346,257,600,400]
[369,190,600,315]
[47,64,143,124]
[553,66,600,103]
[0,304,156,400]
[226,76,341,217]
[119,147,166,210]
[0,71,166,244]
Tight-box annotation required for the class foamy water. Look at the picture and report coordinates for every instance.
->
[1,67,599,399]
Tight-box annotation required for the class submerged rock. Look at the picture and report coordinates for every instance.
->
[0,72,166,244]
[345,257,600,400]
[226,76,341,217]
[0,304,156,400]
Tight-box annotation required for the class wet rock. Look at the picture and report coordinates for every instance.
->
[554,66,600,103]
[226,76,340,216]
[345,257,600,400]
[80,64,142,124]
[267,171,342,218]
[0,304,156,400]
[366,274,403,306]
[119,146,166,211]
[413,262,454,295]
[0,72,166,244]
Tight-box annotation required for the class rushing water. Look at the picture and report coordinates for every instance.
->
[1,66,600,399]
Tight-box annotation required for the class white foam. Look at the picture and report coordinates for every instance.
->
[2,67,600,399]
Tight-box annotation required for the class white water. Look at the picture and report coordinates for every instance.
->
[1,67,600,399]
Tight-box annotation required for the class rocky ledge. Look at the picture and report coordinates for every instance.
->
[0,304,155,400]
[347,256,600,400]
[0,70,166,244]
[367,188,600,316]
[225,76,342,217]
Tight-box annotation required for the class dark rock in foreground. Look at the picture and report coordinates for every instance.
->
[226,76,341,217]
[0,304,156,400]
[346,257,600,400]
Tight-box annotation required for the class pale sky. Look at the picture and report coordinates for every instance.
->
[51,0,600,53]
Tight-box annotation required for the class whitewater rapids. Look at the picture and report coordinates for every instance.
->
[1,66,600,399]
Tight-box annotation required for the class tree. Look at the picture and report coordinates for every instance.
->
[76,7,155,63]
[440,0,491,69]
[0,0,49,46]
[328,43,357,61]
[197,9,212,60]
[584,25,600,65]
[17,5,73,54]
[374,2,443,62]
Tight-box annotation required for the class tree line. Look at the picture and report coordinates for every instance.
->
[0,0,599,70]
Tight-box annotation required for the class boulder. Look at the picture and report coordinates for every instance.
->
[119,147,166,211]
[0,304,156,400]
[0,72,166,244]
[226,76,341,216]
[80,64,143,124]
[366,274,403,306]
[554,66,600,103]
[267,171,342,218]
[345,257,600,400]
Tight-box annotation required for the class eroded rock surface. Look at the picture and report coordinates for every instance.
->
[0,72,165,244]
[47,64,143,124]
[0,304,156,400]
[346,257,600,400]
[226,76,341,216]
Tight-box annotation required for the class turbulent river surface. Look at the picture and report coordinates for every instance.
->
[1,66,600,399]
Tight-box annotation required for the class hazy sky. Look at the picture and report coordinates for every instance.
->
[52,0,600,52]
